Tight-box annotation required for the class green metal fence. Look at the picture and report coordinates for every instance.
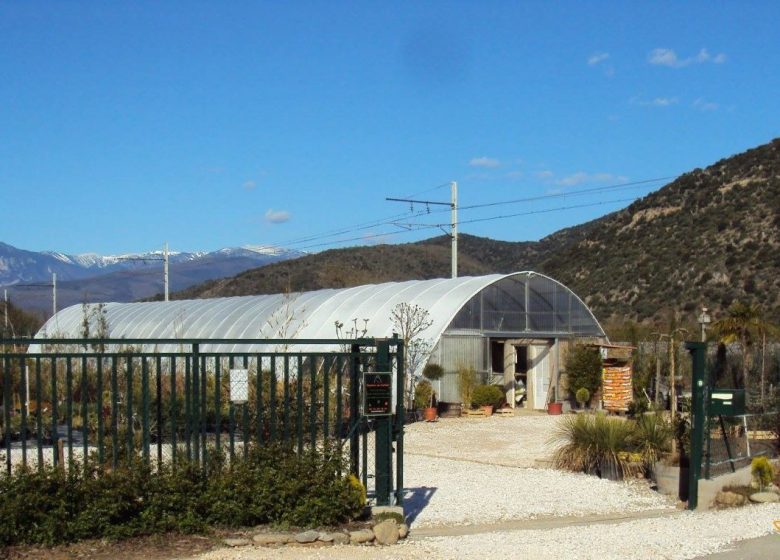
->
[0,337,405,505]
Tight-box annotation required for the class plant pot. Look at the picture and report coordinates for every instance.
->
[599,458,622,481]
[547,402,563,415]
[423,407,438,422]
[482,405,494,416]
[653,459,689,501]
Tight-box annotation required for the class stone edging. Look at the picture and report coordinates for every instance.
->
[223,519,409,549]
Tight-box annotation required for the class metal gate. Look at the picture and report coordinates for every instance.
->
[0,336,404,506]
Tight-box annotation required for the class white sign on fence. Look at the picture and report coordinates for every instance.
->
[230,369,249,404]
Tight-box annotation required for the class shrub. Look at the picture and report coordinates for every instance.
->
[565,345,602,398]
[471,385,503,409]
[751,456,775,490]
[575,388,591,408]
[414,380,433,409]
[549,413,641,480]
[422,363,444,381]
[632,413,672,467]
[0,443,364,547]
[458,364,478,408]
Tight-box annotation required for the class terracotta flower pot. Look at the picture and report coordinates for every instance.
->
[547,402,563,415]
[482,405,494,416]
[423,407,438,422]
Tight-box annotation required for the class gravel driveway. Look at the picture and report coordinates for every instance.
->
[185,413,780,560]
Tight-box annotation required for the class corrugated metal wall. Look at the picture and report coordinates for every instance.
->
[433,332,487,402]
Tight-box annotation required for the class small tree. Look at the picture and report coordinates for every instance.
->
[422,363,444,408]
[565,345,602,400]
[576,387,591,409]
[390,302,433,408]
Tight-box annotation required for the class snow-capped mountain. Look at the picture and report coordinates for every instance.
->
[1,241,304,314]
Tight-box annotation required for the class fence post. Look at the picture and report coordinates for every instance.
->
[685,341,708,510]
[375,339,393,506]
[394,334,405,506]
[349,343,360,477]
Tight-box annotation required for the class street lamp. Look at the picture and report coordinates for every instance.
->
[698,307,711,342]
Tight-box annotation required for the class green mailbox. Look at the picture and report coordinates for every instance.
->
[709,388,746,416]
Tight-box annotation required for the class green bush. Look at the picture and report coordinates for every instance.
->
[575,388,591,408]
[471,385,503,409]
[751,456,775,490]
[565,345,602,398]
[422,363,444,381]
[414,380,433,409]
[0,444,364,547]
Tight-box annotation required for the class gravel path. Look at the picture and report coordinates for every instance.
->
[181,414,780,559]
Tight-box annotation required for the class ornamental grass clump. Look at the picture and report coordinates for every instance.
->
[549,413,642,480]
[633,413,673,468]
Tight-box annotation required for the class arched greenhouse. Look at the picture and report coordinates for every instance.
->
[35,272,606,410]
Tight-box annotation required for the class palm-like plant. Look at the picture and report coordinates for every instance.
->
[712,302,778,403]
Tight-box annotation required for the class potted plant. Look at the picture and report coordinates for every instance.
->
[421,363,444,421]
[576,387,590,410]
[414,380,434,421]
[471,384,503,416]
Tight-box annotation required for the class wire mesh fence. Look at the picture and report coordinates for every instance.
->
[704,410,779,478]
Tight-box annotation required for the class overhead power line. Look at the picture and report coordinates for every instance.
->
[294,196,636,251]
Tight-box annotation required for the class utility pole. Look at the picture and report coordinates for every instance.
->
[164,241,169,301]
[3,288,7,331]
[386,180,460,279]
[52,272,57,317]
[451,181,458,278]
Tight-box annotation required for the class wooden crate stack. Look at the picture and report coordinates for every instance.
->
[602,365,632,412]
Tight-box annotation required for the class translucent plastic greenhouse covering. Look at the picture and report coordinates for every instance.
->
[34,272,605,363]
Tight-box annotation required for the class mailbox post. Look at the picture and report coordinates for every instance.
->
[685,341,707,510]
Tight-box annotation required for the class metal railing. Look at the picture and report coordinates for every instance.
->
[0,337,405,505]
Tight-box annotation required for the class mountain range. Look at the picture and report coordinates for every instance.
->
[5,137,779,328]
[0,244,302,316]
[176,138,780,325]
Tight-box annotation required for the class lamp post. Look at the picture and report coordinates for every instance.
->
[698,307,711,343]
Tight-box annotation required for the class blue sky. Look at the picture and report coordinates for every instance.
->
[1,1,778,255]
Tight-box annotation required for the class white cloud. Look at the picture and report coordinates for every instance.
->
[631,96,679,107]
[264,208,291,224]
[536,170,554,179]
[587,52,610,65]
[243,180,257,190]
[693,98,719,111]
[648,47,727,68]
[469,156,500,168]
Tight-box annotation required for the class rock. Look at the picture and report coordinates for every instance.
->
[294,530,320,543]
[715,491,747,508]
[349,529,375,544]
[750,491,780,503]
[223,538,251,547]
[331,532,350,545]
[373,519,399,546]
[398,523,409,539]
[318,532,335,542]
[253,533,292,545]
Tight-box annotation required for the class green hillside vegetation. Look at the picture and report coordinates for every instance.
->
[175,138,780,326]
